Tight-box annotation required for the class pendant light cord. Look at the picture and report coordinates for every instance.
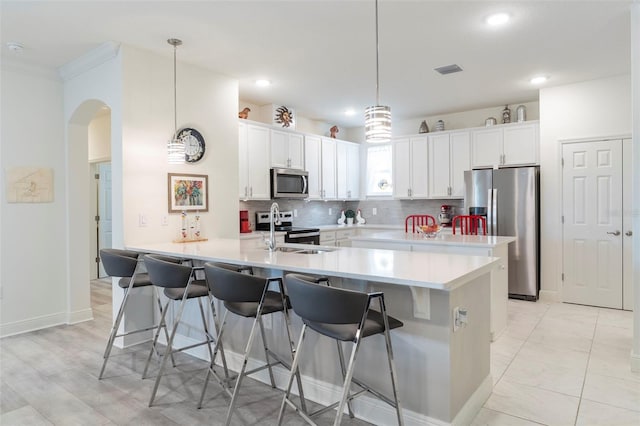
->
[375,0,380,105]
[173,42,177,139]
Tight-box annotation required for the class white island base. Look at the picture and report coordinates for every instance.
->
[126,240,498,425]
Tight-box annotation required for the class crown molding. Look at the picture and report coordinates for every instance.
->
[57,41,120,81]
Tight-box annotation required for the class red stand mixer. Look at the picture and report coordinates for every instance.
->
[439,205,454,227]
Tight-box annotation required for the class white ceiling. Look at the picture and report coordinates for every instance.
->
[1,1,632,128]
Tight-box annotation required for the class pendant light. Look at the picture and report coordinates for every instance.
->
[167,38,185,164]
[364,0,391,143]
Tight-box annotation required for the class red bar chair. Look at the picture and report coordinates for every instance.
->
[405,214,437,233]
[452,215,487,235]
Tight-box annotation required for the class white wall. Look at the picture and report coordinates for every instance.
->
[121,46,239,243]
[394,101,540,137]
[88,110,111,162]
[539,74,632,300]
[0,62,67,336]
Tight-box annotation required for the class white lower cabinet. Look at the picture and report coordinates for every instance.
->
[320,230,336,246]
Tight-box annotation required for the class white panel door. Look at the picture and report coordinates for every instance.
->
[562,140,623,308]
[98,162,112,278]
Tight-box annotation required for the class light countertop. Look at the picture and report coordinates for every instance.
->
[127,239,498,291]
[350,231,516,247]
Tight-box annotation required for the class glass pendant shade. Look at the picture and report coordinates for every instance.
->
[365,105,392,143]
[167,134,185,164]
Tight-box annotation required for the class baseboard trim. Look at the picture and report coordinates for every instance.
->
[539,289,561,303]
[451,374,493,426]
[0,311,67,338]
[67,308,94,324]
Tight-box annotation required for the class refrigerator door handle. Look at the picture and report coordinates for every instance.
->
[490,188,498,235]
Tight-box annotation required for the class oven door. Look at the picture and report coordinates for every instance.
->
[285,231,320,245]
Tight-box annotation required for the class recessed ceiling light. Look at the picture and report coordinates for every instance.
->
[530,76,548,85]
[344,109,356,116]
[255,79,271,87]
[486,13,510,26]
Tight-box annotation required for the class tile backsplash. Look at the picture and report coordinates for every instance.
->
[239,199,464,229]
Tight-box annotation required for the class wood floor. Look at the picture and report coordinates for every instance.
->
[0,280,371,425]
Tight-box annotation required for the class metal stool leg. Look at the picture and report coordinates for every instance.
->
[277,324,311,425]
[336,341,355,418]
[154,288,176,368]
[380,299,404,426]
[148,290,190,407]
[258,316,277,388]
[98,285,131,379]
[198,310,231,409]
[142,298,171,380]
[334,338,364,426]
[225,308,263,426]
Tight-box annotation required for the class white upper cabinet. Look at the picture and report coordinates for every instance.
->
[428,131,470,198]
[393,136,429,199]
[304,135,322,199]
[336,140,360,200]
[471,121,539,168]
[304,135,337,200]
[238,123,271,200]
[270,129,304,169]
[321,137,337,200]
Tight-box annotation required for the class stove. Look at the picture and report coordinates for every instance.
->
[255,211,320,245]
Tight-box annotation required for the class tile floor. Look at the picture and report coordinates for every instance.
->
[1,281,638,425]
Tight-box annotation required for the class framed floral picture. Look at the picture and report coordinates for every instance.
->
[168,173,208,213]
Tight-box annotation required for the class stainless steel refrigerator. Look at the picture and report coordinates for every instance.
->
[464,167,540,300]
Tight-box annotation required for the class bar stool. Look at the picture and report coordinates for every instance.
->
[98,248,176,379]
[405,214,437,233]
[278,274,404,426]
[142,254,228,407]
[452,215,487,235]
[198,262,306,426]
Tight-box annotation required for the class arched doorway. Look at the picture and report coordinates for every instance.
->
[66,99,111,324]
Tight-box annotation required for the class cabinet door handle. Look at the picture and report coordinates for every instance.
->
[607,230,621,236]
[625,230,633,236]
[250,187,253,197]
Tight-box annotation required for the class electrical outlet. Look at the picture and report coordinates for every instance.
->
[329,208,333,215]
[293,209,298,217]
[372,207,377,216]
[453,306,468,332]
[161,215,169,226]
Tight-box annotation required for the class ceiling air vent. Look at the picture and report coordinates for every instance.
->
[434,64,463,75]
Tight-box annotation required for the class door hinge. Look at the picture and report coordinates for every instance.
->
[561,273,565,281]
[95,215,100,222]
[94,173,100,179]
[561,215,564,224]
[561,158,564,167]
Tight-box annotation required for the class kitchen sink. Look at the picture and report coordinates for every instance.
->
[295,248,335,254]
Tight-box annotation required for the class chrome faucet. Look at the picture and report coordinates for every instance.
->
[266,202,281,251]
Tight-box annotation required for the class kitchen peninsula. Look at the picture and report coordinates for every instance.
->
[351,231,516,341]
[127,239,498,425]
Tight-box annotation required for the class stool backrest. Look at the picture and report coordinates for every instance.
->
[285,274,368,324]
[452,215,487,235]
[405,214,437,233]
[144,254,192,288]
[100,248,139,278]
[204,262,266,303]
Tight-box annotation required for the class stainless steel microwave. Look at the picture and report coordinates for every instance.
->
[270,168,309,199]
